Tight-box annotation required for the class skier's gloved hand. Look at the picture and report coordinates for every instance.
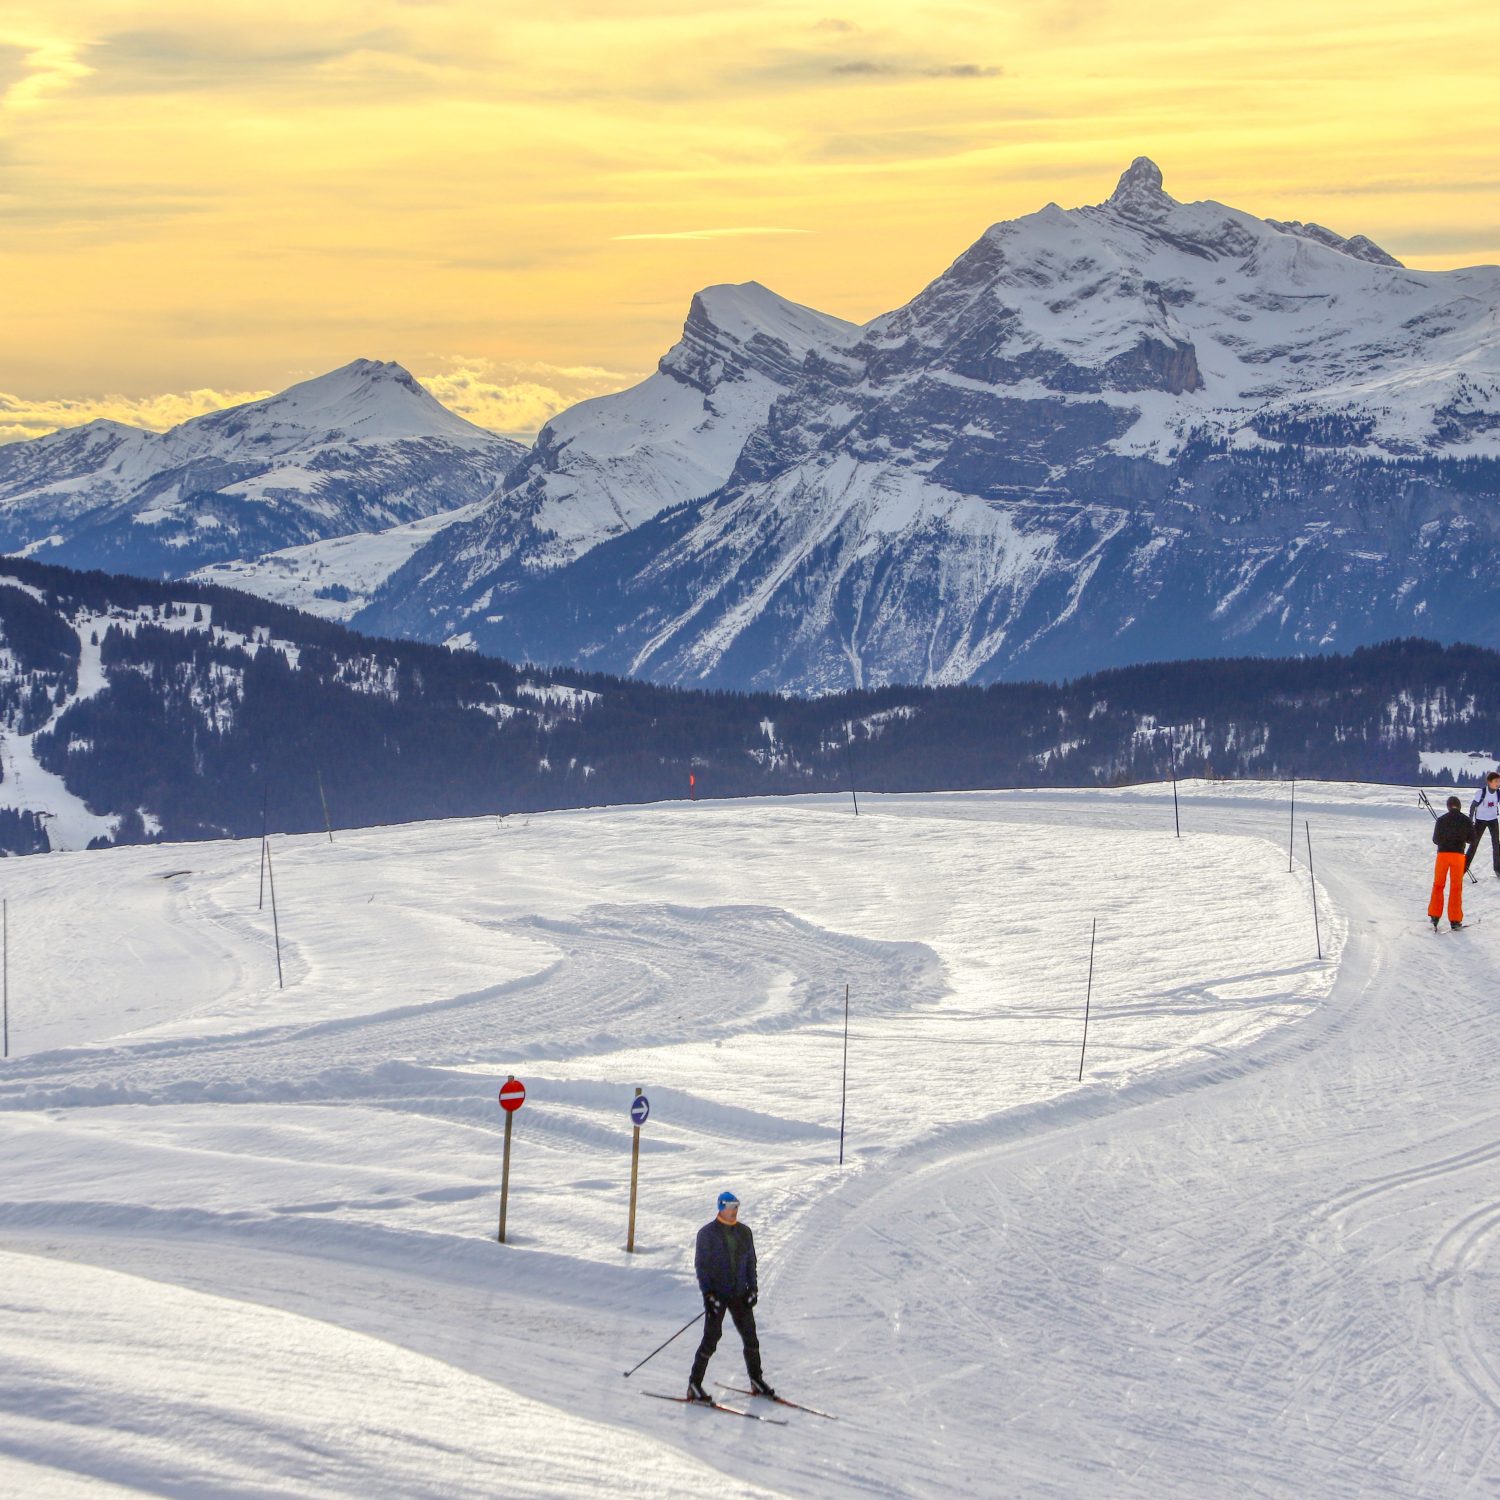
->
[747,1291,758,1308]
[704,1292,724,1314]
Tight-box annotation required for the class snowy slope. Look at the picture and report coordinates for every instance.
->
[360,160,1500,689]
[0,784,1397,1497]
[0,361,525,580]
[187,502,485,622]
[5,782,1498,1494]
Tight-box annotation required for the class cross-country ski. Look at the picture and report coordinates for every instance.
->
[718,1385,838,1419]
[641,1391,789,1425]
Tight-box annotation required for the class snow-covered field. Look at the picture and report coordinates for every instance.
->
[0,782,1495,1496]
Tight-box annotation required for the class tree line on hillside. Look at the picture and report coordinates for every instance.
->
[0,553,1496,855]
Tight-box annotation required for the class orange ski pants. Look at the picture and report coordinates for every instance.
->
[1429,852,1465,924]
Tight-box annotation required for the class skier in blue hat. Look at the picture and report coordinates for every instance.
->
[687,1190,775,1402]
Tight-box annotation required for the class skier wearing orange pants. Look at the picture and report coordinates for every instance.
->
[1429,795,1474,930]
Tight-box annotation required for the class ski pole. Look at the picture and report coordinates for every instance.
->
[622,1311,705,1379]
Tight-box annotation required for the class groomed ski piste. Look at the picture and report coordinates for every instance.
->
[0,781,1495,1497]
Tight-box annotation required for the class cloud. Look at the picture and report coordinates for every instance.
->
[1381,226,1500,255]
[812,18,860,32]
[749,50,1002,87]
[78,26,398,93]
[611,226,813,242]
[0,356,646,449]
[414,357,644,439]
[0,37,92,112]
[0,386,272,445]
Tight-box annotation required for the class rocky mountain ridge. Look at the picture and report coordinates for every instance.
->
[358,158,1500,688]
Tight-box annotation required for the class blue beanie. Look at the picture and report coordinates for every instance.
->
[717,1190,739,1211]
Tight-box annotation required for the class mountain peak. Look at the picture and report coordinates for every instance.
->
[1106,156,1173,217]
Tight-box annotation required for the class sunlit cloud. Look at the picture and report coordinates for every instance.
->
[0,356,648,448]
[415,356,644,440]
[0,386,272,445]
[0,37,92,112]
[612,227,814,242]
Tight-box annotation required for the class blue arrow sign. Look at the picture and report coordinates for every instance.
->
[630,1094,650,1127]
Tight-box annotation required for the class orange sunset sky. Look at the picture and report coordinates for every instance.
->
[2,0,1497,443]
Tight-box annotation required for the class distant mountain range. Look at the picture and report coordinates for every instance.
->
[352,158,1500,688]
[5,160,1499,692]
[0,553,1494,856]
[0,360,524,580]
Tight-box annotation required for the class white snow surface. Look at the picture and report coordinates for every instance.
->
[188,502,486,620]
[0,782,1496,1495]
[1420,749,1498,780]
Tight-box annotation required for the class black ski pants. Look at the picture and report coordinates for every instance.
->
[1466,818,1500,874]
[690,1297,762,1384]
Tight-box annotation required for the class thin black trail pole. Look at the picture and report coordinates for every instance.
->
[265,838,285,989]
[622,1311,705,1379]
[1077,917,1097,1083]
[1305,821,1322,961]
[846,736,859,817]
[3,897,8,1060]
[1288,778,1296,874]
[316,768,333,844]
[1169,729,1181,838]
[258,784,269,911]
[838,982,850,1166]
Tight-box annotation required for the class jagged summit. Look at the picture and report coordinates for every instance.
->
[1106,156,1173,216]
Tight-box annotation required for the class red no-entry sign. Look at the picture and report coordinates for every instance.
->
[499,1078,526,1112]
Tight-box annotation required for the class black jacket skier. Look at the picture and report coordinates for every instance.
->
[695,1217,758,1302]
[1433,808,1473,853]
[687,1191,775,1403]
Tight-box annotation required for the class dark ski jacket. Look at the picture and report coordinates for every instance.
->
[695,1218,757,1301]
[1434,809,1473,853]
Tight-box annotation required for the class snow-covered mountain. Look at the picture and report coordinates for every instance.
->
[358,160,1500,689]
[0,361,525,579]
[362,283,857,644]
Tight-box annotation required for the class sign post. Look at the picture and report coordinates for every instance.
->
[497,1075,525,1243]
[626,1088,650,1253]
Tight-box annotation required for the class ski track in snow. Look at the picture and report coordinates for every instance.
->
[0,785,1496,1495]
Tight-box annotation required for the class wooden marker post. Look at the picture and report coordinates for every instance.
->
[497,1075,525,1243]
[626,1088,650,1252]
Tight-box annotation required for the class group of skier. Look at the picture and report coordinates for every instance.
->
[1427,769,1500,929]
